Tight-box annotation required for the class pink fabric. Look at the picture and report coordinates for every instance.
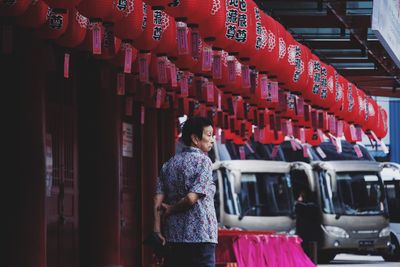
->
[219,233,315,267]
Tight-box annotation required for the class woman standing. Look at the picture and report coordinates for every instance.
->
[153,116,217,267]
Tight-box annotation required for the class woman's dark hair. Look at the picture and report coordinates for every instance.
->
[181,116,213,146]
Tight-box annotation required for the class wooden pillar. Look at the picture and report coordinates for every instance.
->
[159,109,177,164]
[142,107,158,266]
[77,61,121,267]
[3,30,47,267]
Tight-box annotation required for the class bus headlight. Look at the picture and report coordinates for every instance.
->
[379,227,391,238]
[322,225,350,238]
[288,228,296,235]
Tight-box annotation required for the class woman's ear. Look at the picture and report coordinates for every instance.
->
[191,134,199,145]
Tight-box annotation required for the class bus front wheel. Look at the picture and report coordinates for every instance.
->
[383,233,400,262]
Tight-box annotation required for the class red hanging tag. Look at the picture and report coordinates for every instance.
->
[290,139,297,151]
[337,120,344,137]
[329,115,337,135]
[124,43,133,74]
[315,146,327,159]
[92,23,102,55]
[179,73,188,97]
[117,73,125,95]
[207,82,214,103]
[271,145,279,158]
[355,126,362,142]
[125,96,133,116]
[300,127,306,143]
[239,146,246,159]
[278,91,287,112]
[157,56,168,84]
[202,46,213,72]
[140,105,145,125]
[349,124,357,141]
[296,98,304,116]
[155,88,164,109]
[254,127,260,142]
[287,120,293,136]
[169,63,178,87]
[2,25,13,54]
[177,22,189,55]
[303,145,310,158]
[227,57,236,82]
[139,53,150,83]
[241,65,251,89]
[64,53,70,79]
[212,53,222,79]
[304,105,310,122]
[311,110,318,130]
[353,144,363,158]
[218,90,222,111]
[271,81,279,102]
[281,120,288,136]
[260,75,268,100]
[191,30,200,58]
[232,96,238,116]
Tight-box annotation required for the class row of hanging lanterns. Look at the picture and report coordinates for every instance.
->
[1,0,388,155]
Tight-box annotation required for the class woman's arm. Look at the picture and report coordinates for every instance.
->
[153,193,166,244]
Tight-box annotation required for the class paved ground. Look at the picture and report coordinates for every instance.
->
[318,254,400,267]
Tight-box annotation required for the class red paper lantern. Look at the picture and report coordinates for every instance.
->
[224,0,257,61]
[77,0,132,23]
[362,96,379,134]
[16,0,48,28]
[133,6,164,52]
[152,12,177,57]
[250,12,279,74]
[198,0,232,50]
[55,9,87,48]
[331,74,347,120]
[352,88,367,127]
[268,21,288,80]
[0,0,30,16]
[328,70,344,115]
[374,106,388,139]
[114,0,145,42]
[278,41,310,95]
[43,0,82,9]
[37,8,69,40]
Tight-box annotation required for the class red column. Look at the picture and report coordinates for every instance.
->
[4,31,47,267]
[77,62,121,267]
[142,107,158,266]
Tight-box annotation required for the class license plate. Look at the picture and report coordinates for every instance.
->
[359,240,374,248]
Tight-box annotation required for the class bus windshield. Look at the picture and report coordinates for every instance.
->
[383,179,400,223]
[320,171,387,216]
[237,172,295,217]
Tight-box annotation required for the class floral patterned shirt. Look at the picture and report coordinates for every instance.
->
[156,146,218,244]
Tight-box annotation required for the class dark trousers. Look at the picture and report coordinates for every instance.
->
[164,242,216,267]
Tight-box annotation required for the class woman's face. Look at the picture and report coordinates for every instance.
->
[194,125,214,153]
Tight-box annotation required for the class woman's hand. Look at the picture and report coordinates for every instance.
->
[161,203,173,218]
[155,232,166,246]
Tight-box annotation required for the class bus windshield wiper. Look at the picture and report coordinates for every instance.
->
[239,204,266,220]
